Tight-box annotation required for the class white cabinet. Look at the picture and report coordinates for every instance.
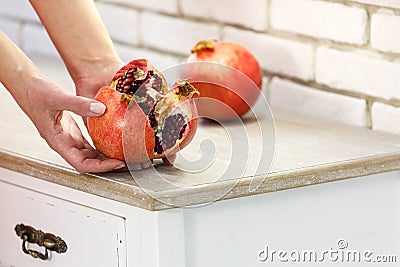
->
[0,180,126,267]
[183,171,400,266]
[0,167,399,267]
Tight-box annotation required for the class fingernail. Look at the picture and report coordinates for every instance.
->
[114,164,126,170]
[90,102,106,114]
[142,161,152,169]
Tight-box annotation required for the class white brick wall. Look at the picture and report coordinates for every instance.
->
[99,0,178,14]
[0,0,39,22]
[20,24,59,58]
[0,18,20,44]
[141,12,220,55]
[96,2,139,45]
[315,46,400,100]
[115,44,181,70]
[1,0,399,134]
[270,0,368,45]
[371,10,400,54]
[372,103,400,134]
[222,27,314,80]
[249,76,270,116]
[269,77,367,127]
[180,0,268,31]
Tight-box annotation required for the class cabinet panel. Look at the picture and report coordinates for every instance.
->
[0,180,126,267]
[184,172,400,267]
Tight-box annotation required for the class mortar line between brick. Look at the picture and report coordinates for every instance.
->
[311,43,317,82]
[264,73,400,107]
[104,3,400,61]
[324,0,400,12]
[264,74,273,101]
[176,0,183,16]
[222,23,400,62]
[366,99,373,129]
[113,40,186,60]
[264,30,400,62]
[365,6,373,48]
[16,21,25,48]
[136,10,143,47]
[18,21,27,51]
[266,0,271,31]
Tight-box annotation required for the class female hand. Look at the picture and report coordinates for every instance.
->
[1,31,126,173]
[73,61,172,170]
[28,0,175,170]
[23,77,126,173]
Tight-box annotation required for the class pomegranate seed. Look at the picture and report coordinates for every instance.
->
[161,114,187,151]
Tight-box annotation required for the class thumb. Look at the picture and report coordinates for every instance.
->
[55,93,106,117]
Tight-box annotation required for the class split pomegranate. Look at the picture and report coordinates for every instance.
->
[87,59,199,164]
[185,39,262,121]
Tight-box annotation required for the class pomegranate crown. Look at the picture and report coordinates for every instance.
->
[173,79,200,99]
[191,38,218,54]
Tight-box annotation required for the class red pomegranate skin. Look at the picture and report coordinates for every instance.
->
[88,85,199,163]
[186,41,262,120]
[87,86,154,162]
[113,59,153,83]
[88,58,200,164]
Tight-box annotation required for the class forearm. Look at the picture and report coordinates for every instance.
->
[0,31,125,173]
[0,31,96,124]
[29,0,122,82]
[0,31,43,116]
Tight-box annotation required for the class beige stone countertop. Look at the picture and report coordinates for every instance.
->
[1,55,400,211]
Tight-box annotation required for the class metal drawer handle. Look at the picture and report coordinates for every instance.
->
[14,224,67,260]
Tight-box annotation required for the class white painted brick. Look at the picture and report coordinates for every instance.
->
[249,76,270,116]
[115,44,182,70]
[270,77,367,127]
[96,2,139,45]
[270,0,367,45]
[0,0,39,22]
[0,18,20,44]
[371,10,400,54]
[350,0,400,9]
[99,0,178,14]
[222,27,314,80]
[315,47,400,100]
[180,0,268,31]
[141,12,220,55]
[372,103,400,134]
[21,24,59,58]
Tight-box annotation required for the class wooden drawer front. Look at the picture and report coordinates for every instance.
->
[0,180,126,267]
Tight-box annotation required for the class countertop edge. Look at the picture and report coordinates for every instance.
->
[1,149,399,211]
[150,152,400,209]
[0,150,159,211]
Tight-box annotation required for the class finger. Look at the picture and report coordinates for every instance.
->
[82,158,126,173]
[60,112,86,148]
[129,162,143,171]
[66,148,126,173]
[78,158,126,174]
[50,135,125,173]
[128,161,152,171]
[141,161,152,169]
[68,96,105,118]
[50,91,106,118]
[162,154,176,165]
[112,166,129,173]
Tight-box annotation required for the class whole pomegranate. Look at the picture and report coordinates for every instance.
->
[87,59,199,165]
[185,39,262,121]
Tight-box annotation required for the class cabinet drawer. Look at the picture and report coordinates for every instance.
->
[0,179,126,267]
